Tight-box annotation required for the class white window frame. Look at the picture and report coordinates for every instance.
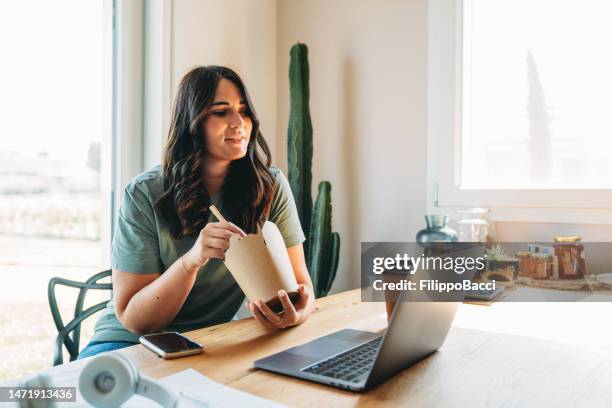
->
[100,0,114,267]
[111,0,173,238]
[112,0,145,237]
[427,0,612,224]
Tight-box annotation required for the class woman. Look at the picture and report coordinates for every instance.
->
[79,66,315,358]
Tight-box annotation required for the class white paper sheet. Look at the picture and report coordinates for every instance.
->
[122,369,286,408]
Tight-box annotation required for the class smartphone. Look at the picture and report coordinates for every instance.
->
[139,332,203,359]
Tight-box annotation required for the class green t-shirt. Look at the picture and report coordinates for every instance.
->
[90,165,305,343]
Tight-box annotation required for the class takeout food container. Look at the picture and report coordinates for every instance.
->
[224,221,299,312]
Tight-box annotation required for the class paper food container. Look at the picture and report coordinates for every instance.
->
[224,221,299,312]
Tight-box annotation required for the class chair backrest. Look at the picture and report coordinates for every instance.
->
[47,269,113,366]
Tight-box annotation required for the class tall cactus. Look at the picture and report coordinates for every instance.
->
[288,43,313,239]
[287,43,340,297]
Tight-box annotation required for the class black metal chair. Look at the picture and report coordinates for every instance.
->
[47,269,113,366]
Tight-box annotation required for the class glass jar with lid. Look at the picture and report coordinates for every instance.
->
[531,253,554,280]
[456,208,493,242]
[517,252,533,277]
[554,236,586,279]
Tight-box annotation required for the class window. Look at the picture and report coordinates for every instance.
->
[0,0,113,379]
[428,0,612,222]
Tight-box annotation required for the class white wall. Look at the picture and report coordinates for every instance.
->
[276,0,428,291]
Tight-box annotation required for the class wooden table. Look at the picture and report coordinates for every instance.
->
[5,290,612,407]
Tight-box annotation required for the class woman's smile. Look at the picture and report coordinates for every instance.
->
[224,136,247,150]
[225,136,246,142]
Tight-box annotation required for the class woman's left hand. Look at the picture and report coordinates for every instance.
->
[248,284,314,329]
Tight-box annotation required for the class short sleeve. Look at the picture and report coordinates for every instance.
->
[268,168,306,248]
[112,183,163,273]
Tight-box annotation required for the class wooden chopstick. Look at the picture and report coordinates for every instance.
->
[209,205,248,238]
[209,205,226,222]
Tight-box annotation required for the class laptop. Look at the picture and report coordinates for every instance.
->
[254,291,460,392]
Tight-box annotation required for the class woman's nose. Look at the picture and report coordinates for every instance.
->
[229,110,245,129]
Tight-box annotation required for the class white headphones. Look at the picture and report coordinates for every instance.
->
[18,373,57,408]
[79,353,179,408]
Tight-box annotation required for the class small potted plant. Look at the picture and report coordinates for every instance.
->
[483,245,519,282]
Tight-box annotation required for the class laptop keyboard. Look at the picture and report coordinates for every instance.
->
[302,336,383,383]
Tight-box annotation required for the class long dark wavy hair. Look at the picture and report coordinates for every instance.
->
[155,66,276,238]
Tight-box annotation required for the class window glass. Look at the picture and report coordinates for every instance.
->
[0,0,111,379]
[462,0,612,189]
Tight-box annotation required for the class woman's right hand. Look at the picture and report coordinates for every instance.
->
[184,221,247,268]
